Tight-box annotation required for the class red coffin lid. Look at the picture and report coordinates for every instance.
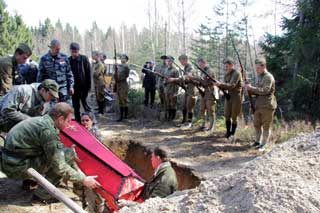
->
[61,121,142,179]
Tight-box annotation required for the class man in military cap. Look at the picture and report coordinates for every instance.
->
[0,79,59,132]
[114,54,130,122]
[213,58,243,141]
[0,43,32,97]
[163,56,179,121]
[68,42,92,122]
[154,55,168,108]
[92,51,107,115]
[38,39,74,106]
[1,102,100,202]
[167,55,198,127]
[192,57,217,131]
[246,58,277,151]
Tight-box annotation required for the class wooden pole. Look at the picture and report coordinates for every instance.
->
[27,168,86,213]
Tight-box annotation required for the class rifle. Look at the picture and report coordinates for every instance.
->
[172,61,205,97]
[113,36,118,93]
[193,63,231,100]
[230,36,255,113]
[130,63,168,80]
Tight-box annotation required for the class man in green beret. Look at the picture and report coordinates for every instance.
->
[246,58,277,151]
[0,79,59,132]
[0,43,32,97]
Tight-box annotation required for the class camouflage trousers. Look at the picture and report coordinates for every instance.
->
[2,147,77,199]
[253,108,275,143]
[158,85,166,107]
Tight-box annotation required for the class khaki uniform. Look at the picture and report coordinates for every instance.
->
[93,62,106,102]
[0,83,45,132]
[219,69,243,123]
[195,66,217,129]
[141,162,178,199]
[251,70,277,144]
[0,56,18,96]
[180,63,197,123]
[155,64,167,106]
[116,64,130,107]
[1,115,85,199]
[164,66,179,111]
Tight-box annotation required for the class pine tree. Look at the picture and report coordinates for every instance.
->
[0,0,32,56]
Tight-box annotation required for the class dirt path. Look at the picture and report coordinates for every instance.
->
[98,111,260,180]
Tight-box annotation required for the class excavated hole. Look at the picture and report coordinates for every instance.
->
[103,139,202,190]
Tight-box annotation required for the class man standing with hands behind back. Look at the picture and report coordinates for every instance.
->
[68,42,92,122]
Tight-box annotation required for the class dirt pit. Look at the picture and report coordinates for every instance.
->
[103,139,202,190]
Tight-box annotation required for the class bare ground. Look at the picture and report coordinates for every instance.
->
[0,109,262,212]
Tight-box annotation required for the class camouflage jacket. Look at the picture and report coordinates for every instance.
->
[0,56,18,96]
[0,83,45,124]
[141,161,178,199]
[250,70,277,110]
[164,66,179,95]
[38,52,74,95]
[2,115,86,182]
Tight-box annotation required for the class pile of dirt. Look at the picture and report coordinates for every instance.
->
[120,131,320,212]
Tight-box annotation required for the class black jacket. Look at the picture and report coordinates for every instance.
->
[142,65,156,90]
[69,54,91,91]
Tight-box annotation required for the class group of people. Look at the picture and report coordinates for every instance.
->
[0,42,178,212]
[141,54,277,151]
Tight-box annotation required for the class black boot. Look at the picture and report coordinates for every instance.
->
[225,120,231,138]
[230,123,237,136]
[117,107,123,122]
[172,109,177,120]
[166,110,170,121]
[124,107,128,119]
[188,112,193,123]
[98,101,104,114]
[181,109,187,124]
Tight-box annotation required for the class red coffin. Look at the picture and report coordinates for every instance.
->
[59,121,145,211]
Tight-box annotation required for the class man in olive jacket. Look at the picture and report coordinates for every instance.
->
[214,58,243,141]
[141,147,178,199]
[247,58,277,151]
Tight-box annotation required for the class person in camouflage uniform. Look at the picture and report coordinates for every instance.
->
[214,58,243,141]
[154,56,168,108]
[0,43,32,97]
[37,39,74,105]
[92,51,106,115]
[163,56,179,121]
[115,54,130,122]
[1,102,100,202]
[0,79,59,132]
[247,58,277,151]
